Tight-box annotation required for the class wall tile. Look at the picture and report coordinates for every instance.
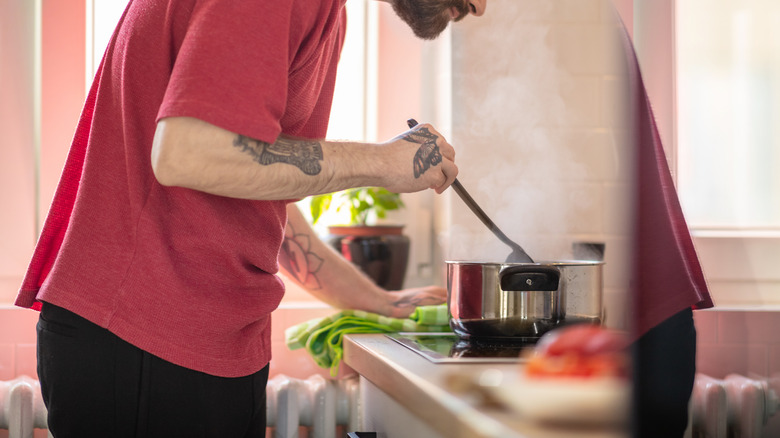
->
[601,236,632,290]
[601,76,631,129]
[607,129,634,182]
[602,290,627,330]
[0,344,15,381]
[0,307,38,344]
[548,24,615,76]
[561,182,604,234]
[511,0,602,23]
[692,309,719,344]
[693,237,780,282]
[281,280,320,302]
[559,76,601,128]
[15,343,36,378]
[0,280,21,304]
[717,311,780,345]
[556,129,614,182]
[274,305,333,330]
[696,344,768,378]
[603,182,633,236]
[711,282,780,308]
[769,345,780,375]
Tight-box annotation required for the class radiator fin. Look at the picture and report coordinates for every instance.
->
[0,374,359,438]
[688,373,779,438]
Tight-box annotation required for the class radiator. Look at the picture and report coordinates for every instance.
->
[0,374,359,438]
[266,374,360,438]
[0,376,49,438]
[688,373,779,438]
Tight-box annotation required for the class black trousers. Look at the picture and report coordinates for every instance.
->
[37,302,269,438]
[632,307,697,438]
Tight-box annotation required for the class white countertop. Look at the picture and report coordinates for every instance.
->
[343,333,629,438]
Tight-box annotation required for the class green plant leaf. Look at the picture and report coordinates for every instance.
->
[310,193,332,225]
[309,187,404,226]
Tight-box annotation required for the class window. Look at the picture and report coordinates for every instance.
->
[676,0,780,230]
[655,0,780,306]
[86,0,127,83]
[634,1,780,306]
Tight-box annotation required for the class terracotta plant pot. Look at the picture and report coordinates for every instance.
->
[326,225,410,291]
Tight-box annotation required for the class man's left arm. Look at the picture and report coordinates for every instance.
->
[278,203,445,318]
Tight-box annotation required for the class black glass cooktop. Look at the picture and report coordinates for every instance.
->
[386,333,535,364]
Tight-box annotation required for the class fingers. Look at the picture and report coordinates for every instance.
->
[423,285,447,302]
[434,161,458,194]
[438,138,456,162]
[403,119,457,193]
[386,286,447,317]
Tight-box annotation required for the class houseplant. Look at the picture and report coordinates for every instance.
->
[310,187,410,290]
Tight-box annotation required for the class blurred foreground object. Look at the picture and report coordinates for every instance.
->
[524,324,629,379]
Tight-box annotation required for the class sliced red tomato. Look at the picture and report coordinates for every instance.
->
[524,325,629,379]
[535,324,627,356]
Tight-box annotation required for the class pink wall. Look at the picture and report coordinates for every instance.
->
[0,0,87,386]
[0,0,86,304]
[375,4,422,142]
[0,1,37,303]
[39,0,87,228]
[0,309,38,381]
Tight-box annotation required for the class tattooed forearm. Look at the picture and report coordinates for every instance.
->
[402,125,443,178]
[279,223,324,289]
[391,294,442,308]
[233,135,323,176]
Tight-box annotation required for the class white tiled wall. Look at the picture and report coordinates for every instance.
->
[445,0,634,330]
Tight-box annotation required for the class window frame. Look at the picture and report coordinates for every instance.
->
[635,0,780,307]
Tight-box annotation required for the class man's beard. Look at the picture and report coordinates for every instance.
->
[390,0,470,40]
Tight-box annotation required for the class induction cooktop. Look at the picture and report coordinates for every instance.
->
[386,333,534,364]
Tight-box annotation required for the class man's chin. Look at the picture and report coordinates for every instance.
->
[390,0,452,40]
[405,17,451,40]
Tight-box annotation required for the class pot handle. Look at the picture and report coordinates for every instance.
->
[500,266,560,291]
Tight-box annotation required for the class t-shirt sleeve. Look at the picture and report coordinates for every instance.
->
[156,0,293,144]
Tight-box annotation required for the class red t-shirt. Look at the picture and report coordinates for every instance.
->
[16,0,346,377]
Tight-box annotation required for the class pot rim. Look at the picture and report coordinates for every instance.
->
[445,259,604,266]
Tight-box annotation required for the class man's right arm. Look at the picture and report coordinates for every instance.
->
[151,116,457,200]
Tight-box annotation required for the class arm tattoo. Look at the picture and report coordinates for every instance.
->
[402,127,443,178]
[391,294,442,308]
[233,134,323,175]
[278,223,324,289]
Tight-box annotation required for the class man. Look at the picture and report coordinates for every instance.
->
[17,0,486,436]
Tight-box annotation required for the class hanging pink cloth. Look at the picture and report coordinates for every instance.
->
[618,19,714,337]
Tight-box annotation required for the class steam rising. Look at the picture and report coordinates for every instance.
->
[445,0,630,263]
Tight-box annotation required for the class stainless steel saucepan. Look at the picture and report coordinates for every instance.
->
[447,260,604,341]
